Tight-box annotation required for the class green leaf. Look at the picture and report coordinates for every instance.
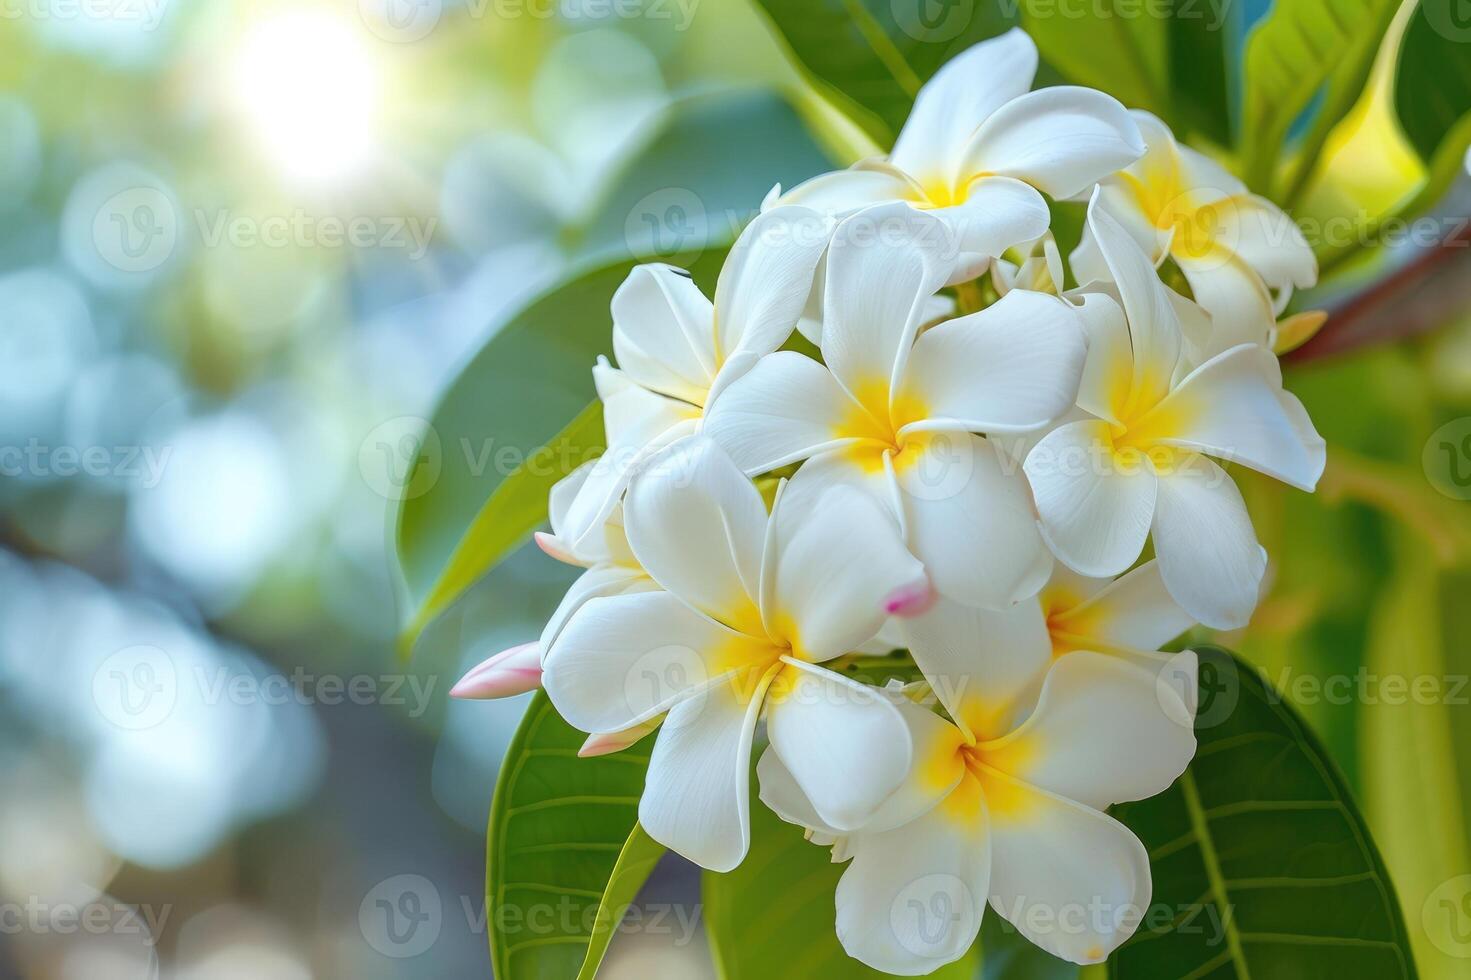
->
[1393,0,1471,173]
[748,0,1017,148]
[486,692,663,980]
[1361,534,1471,980]
[396,401,603,657]
[394,89,833,654]
[1164,0,1234,147]
[1019,0,1169,120]
[1109,646,1418,979]
[1239,0,1399,194]
[704,793,979,979]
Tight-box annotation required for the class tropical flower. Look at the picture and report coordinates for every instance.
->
[542,437,929,871]
[771,29,1143,274]
[760,650,1196,973]
[1023,194,1325,628]
[1071,110,1317,357]
[705,203,1086,609]
[554,205,829,551]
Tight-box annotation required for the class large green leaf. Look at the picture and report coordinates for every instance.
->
[486,692,663,979]
[748,0,1017,148]
[1165,0,1234,147]
[1109,646,1418,978]
[1239,0,1399,194]
[1393,0,1471,174]
[1020,0,1169,120]
[394,90,832,654]
[704,796,980,978]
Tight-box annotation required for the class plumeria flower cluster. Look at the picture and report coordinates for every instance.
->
[455,27,1326,974]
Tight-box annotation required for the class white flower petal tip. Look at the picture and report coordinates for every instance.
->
[534,531,578,564]
[450,643,543,700]
[578,718,660,757]
[884,579,936,618]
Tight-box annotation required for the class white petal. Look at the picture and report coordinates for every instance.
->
[768,482,929,661]
[900,594,1052,741]
[1200,192,1316,290]
[1085,195,1182,406]
[639,669,769,871]
[713,205,830,365]
[931,176,1052,259]
[1071,291,1133,425]
[899,433,1054,608]
[1143,344,1327,491]
[1175,251,1277,357]
[777,162,922,217]
[1152,454,1266,629]
[835,788,991,975]
[984,772,1151,965]
[1053,559,1195,653]
[702,351,865,474]
[1024,420,1157,577]
[979,652,1196,810]
[960,87,1144,200]
[765,661,913,831]
[1069,183,1166,286]
[542,591,774,733]
[822,204,957,406]
[891,27,1038,183]
[756,746,836,835]
[537,563,654,662]
[610,264,715,404]
[624,437,767,630]
[902,289,1086,433]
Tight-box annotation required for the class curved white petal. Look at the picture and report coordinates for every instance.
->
[834,787,991,976]
[984,770,1151,965]
[624,437,768,630]
[702,351,866,474]
[979,652,1196,811]
[1152,454,1266,629]
[639,668,770,872]
[1174,251,1277,357]
[1053,559,1195,653]
[542,591,775,733]
[1069,183,1167,286]
[765,660,913,831]
[611,264,715,403]
[768,482,929,661]
[900,594,1052,741]
[1085,195,1182,406]
[1072,291,1132,425]
[960,87,1144,200]
[903,289,1086,433]
[931,176,1052,259]
[891,27,1038,183]
[714,205,830,363]
[1142,343,1327,491]
[1024,419,1157,577]
[1203,192,1317,290]
[899,433,1054,608]
[756,745,835,835]
[822,204,957,407]
[537,563,654,663]
[777,163,922,218]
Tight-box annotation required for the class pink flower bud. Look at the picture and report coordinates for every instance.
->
[450,643,542,700]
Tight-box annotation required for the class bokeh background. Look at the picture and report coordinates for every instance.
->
[1,0,1468,977]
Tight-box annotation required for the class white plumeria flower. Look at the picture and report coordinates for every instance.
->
[1071,110,1317,358]
[760,649,1197,973]
[542,437,929,871]
[705,203,1087,609]
[1023,196,1326,629]
[555,205,830,551]
[772,29,1143,279]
